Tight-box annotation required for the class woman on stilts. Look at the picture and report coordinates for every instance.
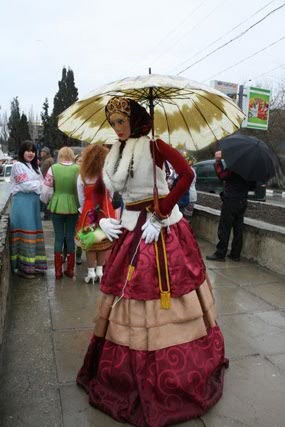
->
[77,96,228,427]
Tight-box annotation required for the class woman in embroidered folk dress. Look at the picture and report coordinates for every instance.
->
[76,144,116,284]
[10,140,47,279]
[77,97,228,427]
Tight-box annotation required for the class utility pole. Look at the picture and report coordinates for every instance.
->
[238,85,244,110]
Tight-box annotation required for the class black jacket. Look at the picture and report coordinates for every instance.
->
[215,160,255,199]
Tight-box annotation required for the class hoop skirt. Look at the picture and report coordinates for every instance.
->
[77,218,228,427]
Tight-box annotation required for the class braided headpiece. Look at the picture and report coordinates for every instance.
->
[105,97,131,121]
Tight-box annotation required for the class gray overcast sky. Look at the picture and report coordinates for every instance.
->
[1,0,285,117]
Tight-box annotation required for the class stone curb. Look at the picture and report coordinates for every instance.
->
[266,189,285,197]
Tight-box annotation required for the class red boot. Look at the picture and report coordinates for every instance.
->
[64,253,75,278]
[54,252,63,279]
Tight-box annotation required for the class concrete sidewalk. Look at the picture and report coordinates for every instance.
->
[1,221,285,427]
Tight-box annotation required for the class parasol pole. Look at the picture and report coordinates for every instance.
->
[148,67,155,139]
[148,68,165,218]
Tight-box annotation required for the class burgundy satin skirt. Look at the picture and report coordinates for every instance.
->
[77,219,228,426]
[100,218,206,300]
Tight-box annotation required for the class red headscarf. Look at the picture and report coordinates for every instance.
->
[128,99,152,138]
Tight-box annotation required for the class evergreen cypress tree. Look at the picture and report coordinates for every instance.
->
[0,111,9,152]
[66,69,78,105]
[7,98,32,154]
[7,97,21,153]
[53,67,67,118]
[41,98,55,151]
[51,67,79,148]
[19,113,31,141]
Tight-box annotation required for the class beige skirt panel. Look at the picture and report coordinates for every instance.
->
[94,280,217,351]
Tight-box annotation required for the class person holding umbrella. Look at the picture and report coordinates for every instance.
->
[206,134,276,262]
[206,150,256,262]
[76,96,228,426]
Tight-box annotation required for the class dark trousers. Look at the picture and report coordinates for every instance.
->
[51,213,78,253]
[216,197,247,258]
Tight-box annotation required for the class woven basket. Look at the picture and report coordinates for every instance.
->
[88,238,113,252]
[76,208,114,252]
[75,235,113,252]
[75,226,114,252]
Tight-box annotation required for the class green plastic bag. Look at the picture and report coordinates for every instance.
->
[77,227,107,251]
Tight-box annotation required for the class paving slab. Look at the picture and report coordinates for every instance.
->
[219,310,285,359]
[206,269,238,288]
[48,280,99,329]
[213,286,274,315]
[267,354,285,374]
[245,282,285,309]
[202,355,285,427]
[54,329,92,384]
[0,276,62,427]
[205,259,243,272]
[216,263,284,287]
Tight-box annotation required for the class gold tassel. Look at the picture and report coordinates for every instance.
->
[160,292,171,309]
[127,265,135,281]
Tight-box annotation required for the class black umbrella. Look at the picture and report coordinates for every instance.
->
[219,134,276,182]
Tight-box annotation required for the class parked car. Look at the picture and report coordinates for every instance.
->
[192,160,266,201]
[0,163,13,183]
[192,160,224,194]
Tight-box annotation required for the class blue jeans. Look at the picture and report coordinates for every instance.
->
[51,213,78,253]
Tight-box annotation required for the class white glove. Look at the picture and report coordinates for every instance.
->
[141,217,162,244]
[99,218,122,241]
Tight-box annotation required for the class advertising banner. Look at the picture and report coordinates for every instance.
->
[243,86,270,130]
[210,80,238,102]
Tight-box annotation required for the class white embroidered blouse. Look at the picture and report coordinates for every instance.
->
[10,161,43,196]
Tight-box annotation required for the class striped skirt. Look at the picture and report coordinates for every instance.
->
[10,192,47,274]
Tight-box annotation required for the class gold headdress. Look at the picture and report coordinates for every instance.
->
[105,97,131,121]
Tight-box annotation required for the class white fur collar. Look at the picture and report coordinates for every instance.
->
[103,136,150,192]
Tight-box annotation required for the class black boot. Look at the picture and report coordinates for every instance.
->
[206,253,225,261]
